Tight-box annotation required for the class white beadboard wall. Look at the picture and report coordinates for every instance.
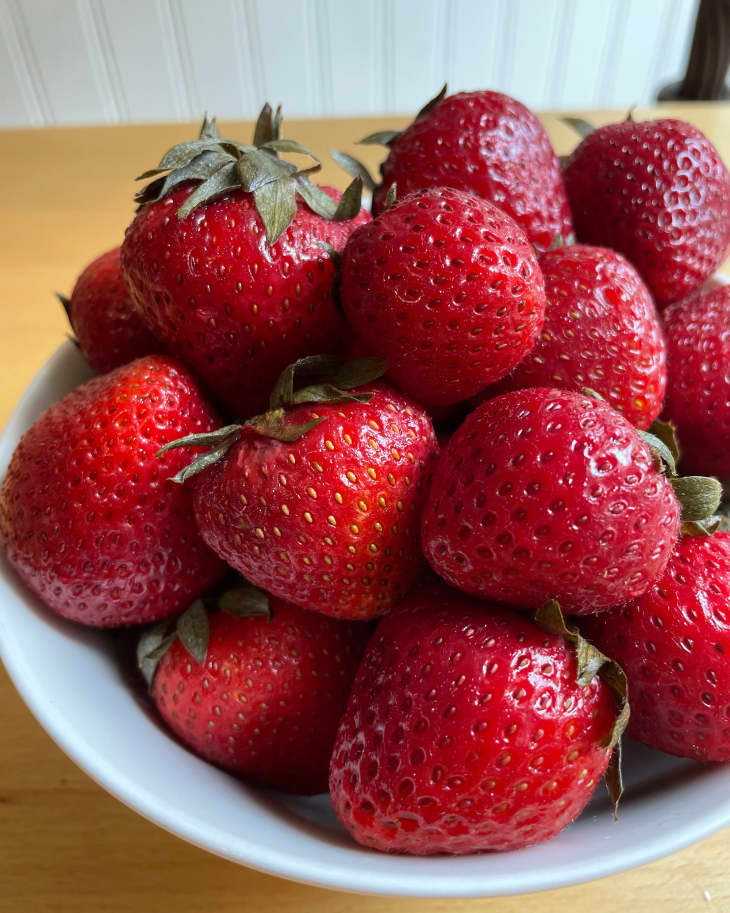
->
[0,0,698,127]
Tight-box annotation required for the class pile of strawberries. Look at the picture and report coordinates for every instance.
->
[4,88,730,857]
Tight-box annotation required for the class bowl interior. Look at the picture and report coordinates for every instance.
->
[1,342,729,898]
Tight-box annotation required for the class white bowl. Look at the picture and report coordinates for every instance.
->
[2,341,730,899]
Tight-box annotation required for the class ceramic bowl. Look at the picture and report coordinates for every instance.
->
[1,340,729,898]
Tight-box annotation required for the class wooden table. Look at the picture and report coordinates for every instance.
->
[2,103,729,912]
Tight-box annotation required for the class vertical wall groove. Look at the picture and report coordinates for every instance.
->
[5,0,53,123]
[548,0,575,109]
[76,0,119,123]
[312,0,333,114]
[0,0,700,126]
[229,0,256,114]
[243,0,265,106]
[167,0,199,116]
[597,0,629,106]
[496,0,516,93]
[90,0,129,120]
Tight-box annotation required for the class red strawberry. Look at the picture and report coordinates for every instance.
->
[363,88,572,250]
[563,118,730,307]
[59,247,159,374]
[145,587,371,794]
[582,532,730,762]
[329,582,626,854]
[121,111,369,418]
[481,244,666,429]
[340,187,546,407]
[662,284,730,478]
[422,388,689,614]
[0,355,226,627]
[161,357,438,621]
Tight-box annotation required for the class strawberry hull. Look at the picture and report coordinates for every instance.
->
[329,583,617,854]
[121,183,369,419]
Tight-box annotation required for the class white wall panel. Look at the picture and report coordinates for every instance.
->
[0,0,701,127]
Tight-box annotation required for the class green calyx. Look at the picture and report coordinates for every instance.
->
[135,106,364,244]
[533,600,630,817]
[331,83,448,197]
[561,116,595,139]
[638,418,722,534]
[580,393,723,535]
[156,354,387,483]
[137,581,272,688]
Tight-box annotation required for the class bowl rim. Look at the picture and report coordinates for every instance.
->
[2,329,730,899]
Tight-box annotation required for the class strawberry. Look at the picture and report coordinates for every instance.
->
[142,584,371,794]
[121,109,369,419]
[340,187,546,407]
[563,118,730,307]
[159,356,438,621]
[481,244,666,429]
[329,583,627,854]
[582,532,730,762]
[59,247,159,374]
[347,86,572,250]
[0,355,226,627]
[662,284,730,479]
[421,388,720,615]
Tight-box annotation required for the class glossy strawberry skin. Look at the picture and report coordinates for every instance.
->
[192,383,438,620]
[341,188,546,407]
[662,284,730,478]
[121,185,369,419]
[422,388,680,614]
[582,533,730,762]
[0,356,226,627]
[66,247,159,374]
[482,245,666,429]
[372,91,573,250]
[153,599,370,794]
[563,119,730,307]
[329,582,616,854]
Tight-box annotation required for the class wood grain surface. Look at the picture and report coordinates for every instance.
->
[1,104,729,912]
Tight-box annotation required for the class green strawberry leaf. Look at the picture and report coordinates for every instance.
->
[177,162,242,219]
[330,150,377,192]
[253,102,276,147]
[416,82,447,118]
[561,116,595,138]
[333,176,364,221]
[647,418,681,465]
[359,129,402,147]
[533,600,629,816]
[384,182,398,210]
[199,113,221,141]
[254,176,299,245]
[671,476,722,522]
[176,599,210,665]
[137,618,178,688]
[219,584,272,619]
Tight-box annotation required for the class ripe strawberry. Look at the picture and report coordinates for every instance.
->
[340,187,546,407]
[582,532,730,761]
[662,284,730,478]
[144,586,371,794]
[360,87,572,249]
[0,356,226,627]
[563,118,730,307]
[59,247,158,374]
[481,244,666,429]
[422,388,688,614]
[329,583,626,854]
[161,357,438,620]
[121,110,369,418]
